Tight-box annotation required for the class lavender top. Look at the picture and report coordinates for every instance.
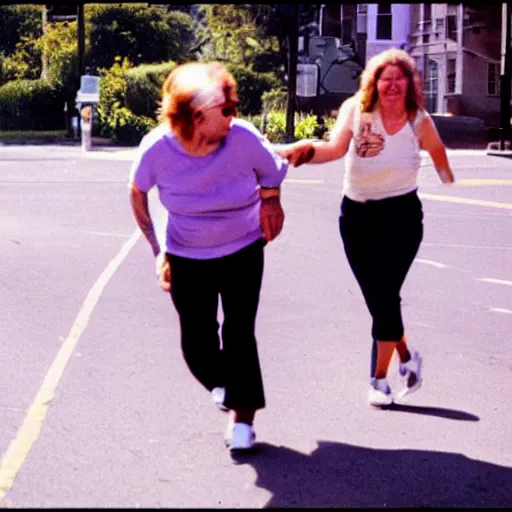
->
[129,119,288,259]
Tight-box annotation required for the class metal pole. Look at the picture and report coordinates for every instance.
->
[76,2,85,140]
[77,2,85,78]
[499,2,511,150]
[285,4,299,143]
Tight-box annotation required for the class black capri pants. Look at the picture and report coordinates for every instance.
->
[338,189,423,342]
[167,238,266,411]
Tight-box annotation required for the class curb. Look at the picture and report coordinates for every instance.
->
[486,149,512,159]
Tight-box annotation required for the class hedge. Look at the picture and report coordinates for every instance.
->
[0,78,64,130]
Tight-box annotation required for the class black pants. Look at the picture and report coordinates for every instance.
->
[167,238,266,411]
[338,190,423,376]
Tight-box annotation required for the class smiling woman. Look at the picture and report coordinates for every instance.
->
[274,47,455,409]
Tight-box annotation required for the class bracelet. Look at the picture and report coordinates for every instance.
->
[259,186,280,200]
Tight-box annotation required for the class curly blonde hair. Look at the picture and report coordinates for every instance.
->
[159,61,238,140]
[355,48,424,118]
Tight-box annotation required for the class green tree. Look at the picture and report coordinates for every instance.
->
[0,5,43,84]
[86,4,199,72]
[38,20,79,88]
[201,4,280,69]
[2,36,41,81]
[0,5,43,56]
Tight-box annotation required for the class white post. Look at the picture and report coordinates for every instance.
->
[80,105,92,151]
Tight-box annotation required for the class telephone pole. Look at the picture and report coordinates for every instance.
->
[285,4,299,143]
[499,2,511,150]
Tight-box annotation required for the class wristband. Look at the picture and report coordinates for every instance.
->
[259,186,280,200]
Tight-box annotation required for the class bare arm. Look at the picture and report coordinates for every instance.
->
[274,100,355,167]
[129,182,161,256]
[418,116,455,184]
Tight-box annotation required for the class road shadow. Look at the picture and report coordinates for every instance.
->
[383,403,480,421]
[232,440,512,507]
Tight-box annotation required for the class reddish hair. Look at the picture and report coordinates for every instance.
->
[159,61,238,140]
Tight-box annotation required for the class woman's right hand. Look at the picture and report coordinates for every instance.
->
[274,141,316,167]
[155,252,171,292]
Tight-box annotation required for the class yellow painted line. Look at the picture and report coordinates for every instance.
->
[488,308,512,314]
[416,258,448,269]
[0,229,141,502]
[456,179,512,186]
[477,277,512,286]
[419,192,512,210]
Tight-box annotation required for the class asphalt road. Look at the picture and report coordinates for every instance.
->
[0,144,511,507]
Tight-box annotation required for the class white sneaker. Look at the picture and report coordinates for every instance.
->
[225,422,256,452]
[368,377,393,407]
[397,350,422,399]
[211,387,229,411]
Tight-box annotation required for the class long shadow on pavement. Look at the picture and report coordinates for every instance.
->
[384,403,480,421]
[232,424,511,507]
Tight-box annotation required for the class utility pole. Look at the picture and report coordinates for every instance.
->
[499,2,511,150]
[285,4,299,143]
[77,2,85,78]
[76,2,85,140]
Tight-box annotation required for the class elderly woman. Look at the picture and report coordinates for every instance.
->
[276,48,455,407]
[129,61,288,451]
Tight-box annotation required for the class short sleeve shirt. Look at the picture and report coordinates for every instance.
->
[129,119,288,259]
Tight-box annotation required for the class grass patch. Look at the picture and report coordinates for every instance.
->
[0,130,73,145]
[0,130,67,140]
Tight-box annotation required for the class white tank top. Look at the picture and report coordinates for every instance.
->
[343,105,426,202]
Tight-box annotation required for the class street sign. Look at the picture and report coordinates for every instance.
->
[46,4,77,22]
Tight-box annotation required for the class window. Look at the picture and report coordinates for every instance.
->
[446,4,457,41]
[342,19,352,44]
[423,3,432,23]
[446,58,456,93]
[376,4,392,40]
[425,59,438,112]
[487,62,500,96]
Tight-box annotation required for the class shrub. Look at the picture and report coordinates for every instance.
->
[263,111,287,142]
[96,57,131,138]
[294,113,318,140]
[0,78,64,130]
[125,61,177,118]
[260,111,321,143]
[262,88,287,113]
[226,64,282,116]
[96,57,158,145]
[109,107,157,146]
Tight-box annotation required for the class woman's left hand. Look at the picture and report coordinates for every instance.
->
[260,196,285,242]
[155,252,171,292]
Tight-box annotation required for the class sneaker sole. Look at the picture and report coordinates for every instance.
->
[225,432,256,452]
[229,444,256,453]
[225,439,256,452]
